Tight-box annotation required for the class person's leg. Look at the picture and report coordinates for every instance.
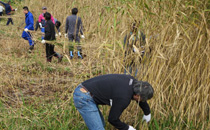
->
[41,28,45,40]
[98,107,106,127]
[75,35,83,59]
[52,45,63,62]
[69,34,74,59]
[11,18,13,25]
[6,18,11,25]
[45,43,52,62]
[73,86,105,130]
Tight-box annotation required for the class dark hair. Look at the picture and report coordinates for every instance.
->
[55,21,61,27]
[44,12,51,20]
[72,8,78,15]
[133,81,154,101]
[8,1,11,4]
[23,6,29,11]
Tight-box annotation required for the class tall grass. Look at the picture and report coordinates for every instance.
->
[0,0,209,129]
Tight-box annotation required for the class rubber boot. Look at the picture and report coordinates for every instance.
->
[70,51,73,59]
[77,51,83,59]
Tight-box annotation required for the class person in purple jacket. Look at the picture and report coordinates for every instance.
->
[21,6,35,53]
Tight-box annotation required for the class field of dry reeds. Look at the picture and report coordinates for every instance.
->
[0,0,209,129]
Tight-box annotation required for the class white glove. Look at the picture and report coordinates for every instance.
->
[81,35,85,39]
[142,114,151,123]
[58,32,61,36]
[128,125,136,130]
[15,8,18,11]
[41,40,46,44]
[55,34,58,37]
[39,23,43,28]
[65,33,68,38]
[24,28,28,32]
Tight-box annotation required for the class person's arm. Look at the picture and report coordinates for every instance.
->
[65,17,69,34]
[38,14,42,23]
[56,26,60,33]
[79,18,84,35]
[108,98,130,130]
[51,15,55,24]
[139,101,151,115]
[25,14,34,30]
[0,1,6,6]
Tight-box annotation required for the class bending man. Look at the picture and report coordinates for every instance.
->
[73,74,154,130]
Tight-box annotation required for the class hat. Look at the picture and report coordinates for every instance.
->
[42,6,47,10]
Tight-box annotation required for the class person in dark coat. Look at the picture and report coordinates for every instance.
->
[0,1,17,25]
[65,8,85,59]
[41,12,62,62]
[73,74,154,130]
[21,6,35,53]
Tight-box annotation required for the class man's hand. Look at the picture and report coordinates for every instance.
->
[128,125,136,130]
[142,114,151,123]
[41,40,46,44]
[81,35,85,39]
[55,34,58,37]
[39,23,43,28]
[59,32,61,36]
[24,28,28,32]
[65,33,68,38]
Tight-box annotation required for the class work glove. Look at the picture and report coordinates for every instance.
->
[65,33,68,38]
[55,34,58,37]
[81,35,85,39]
[39,23,43,28]
[15,8,18,11]
[41,40,46,44]
[142,114,151,123]
[128,125,136,130]
[59,32,61,36]
[24,28,28,32]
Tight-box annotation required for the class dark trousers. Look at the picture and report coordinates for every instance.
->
[0,12,2,21]
[69,34,80,43]
[45,43,58,61]
[6,16,13,25]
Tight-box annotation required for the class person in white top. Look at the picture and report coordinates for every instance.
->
[0,4,4,21]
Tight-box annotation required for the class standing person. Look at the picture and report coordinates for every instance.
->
[0,1,17,25]
[21,6,35,53]
[124,22,146,77]
[41,12,62,62]
[0,4,4,21]
[38,6,55,40]
[65,8,85,59]
[73,74,154,130]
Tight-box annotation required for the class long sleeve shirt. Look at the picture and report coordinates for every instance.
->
[65,15,83,35]
[44,20,55,41]
[24,11,34,30]
[38,13,55,27]
[82,74,151,130]
[0,1,15,15]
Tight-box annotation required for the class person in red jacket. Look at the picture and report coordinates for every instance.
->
[38,6,55,40]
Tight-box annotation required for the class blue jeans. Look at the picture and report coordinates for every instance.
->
[73,85,105,130]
